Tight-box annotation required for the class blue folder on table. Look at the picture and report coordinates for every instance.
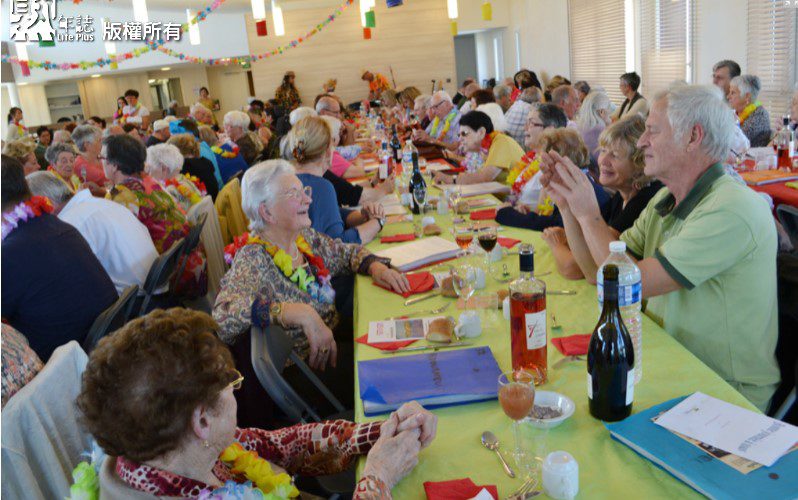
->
[605,396,798,500]
[358,346,501,416]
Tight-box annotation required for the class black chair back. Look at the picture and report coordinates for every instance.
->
[138,238,185,315]
[82,285,139,352]
[174,213,207,290]
[777,204,798,251]
[250,324,345,423]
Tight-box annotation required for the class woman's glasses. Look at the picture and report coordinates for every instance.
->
[227,370,244,391]
[283,185,312,201]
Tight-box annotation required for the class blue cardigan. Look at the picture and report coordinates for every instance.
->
[296,173,361,243]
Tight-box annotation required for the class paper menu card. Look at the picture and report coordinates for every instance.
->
[374,236,461,272]
[367,316,447,344]
[457,182,511,197]
[653,392,798,467]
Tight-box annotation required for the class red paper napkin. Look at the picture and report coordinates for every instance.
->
[498,237,521,248]
[373,272,436,298]
[381,233,416,243]
[469,209,497,221]
[424,479,498,500]
[355,334,417,351]
[552,334,592,356]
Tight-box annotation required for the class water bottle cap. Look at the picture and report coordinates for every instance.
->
[609,241,626,253]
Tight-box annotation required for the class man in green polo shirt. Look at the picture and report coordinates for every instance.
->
[540,84,779,412]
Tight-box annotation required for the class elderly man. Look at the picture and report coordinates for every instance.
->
[26,171,158,295]
[362,70,391,101]
[411,90,461,151]
[543,84,779,411]
[145,119,171,147]
[550,85,581,127]
[223,110,259,165]
[493,84,513,112]
[504,87,543,147]
[316,95,357,146]
[458,82,481,113]
[414,94,432,130]
[190,103,215,127]
[453,77,475,108]
[712,59,742,99]
[611,72,648,122]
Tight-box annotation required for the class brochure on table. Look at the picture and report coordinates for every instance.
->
[368,315,447,343]
[374,236,461,271]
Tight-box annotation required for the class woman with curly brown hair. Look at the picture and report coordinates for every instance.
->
[78,308,436,499]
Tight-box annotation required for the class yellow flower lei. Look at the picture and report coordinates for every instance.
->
[175,181,202,206]
[430,109,457,140]
[738,101,761,126]
[220,443,300,497]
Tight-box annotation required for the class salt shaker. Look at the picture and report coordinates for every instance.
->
[542,451,579,500]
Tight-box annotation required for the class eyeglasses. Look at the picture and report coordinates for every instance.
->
[227,370,244,391]
[430,100,446,110]
[527,121,545,128]
[283,185,312,201]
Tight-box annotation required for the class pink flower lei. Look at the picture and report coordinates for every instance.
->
[1,196,54,241]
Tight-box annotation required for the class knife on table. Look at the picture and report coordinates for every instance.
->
[388,342,472,354]
[404,291,441,306]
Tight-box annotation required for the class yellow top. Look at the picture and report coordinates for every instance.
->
[484,132,525,184]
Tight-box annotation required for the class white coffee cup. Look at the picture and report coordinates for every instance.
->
[455,311,482,338]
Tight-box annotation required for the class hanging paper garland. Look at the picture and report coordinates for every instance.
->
[364,9,375,28]
[256,19,268,36]
[450,20,458,36]
[1,0,228,71]
[156,0,355,66]
[363,27,371,39]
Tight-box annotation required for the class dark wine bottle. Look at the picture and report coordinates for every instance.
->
[390,125,402,163]
[408,152,426,215]
[588,264,634,421]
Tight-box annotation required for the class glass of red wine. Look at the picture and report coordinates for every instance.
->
[478,225,498,265]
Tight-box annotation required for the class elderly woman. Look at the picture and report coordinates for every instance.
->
[321,116,367,179]
[413,94,432,130]
[3,139,40,175]
[146,143,207,212]
[72,124,109,186]
[103,134,207,297]
[45,142,80,191]
[728,75,772,147]
[223,110,259,167]
[79,308,435,499]
[291,118,384,244]
[496,127,609,231]
[574,81,591,102]
[434,110,524,185]
[541,116,663,280]
[214,161,407,418]
[168,133,220,200]
[575,91,613,164]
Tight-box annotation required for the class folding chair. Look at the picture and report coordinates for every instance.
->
[137,238,185,316]
[777,204,798,251]
[174,212,207,291]
[82,285,139,353]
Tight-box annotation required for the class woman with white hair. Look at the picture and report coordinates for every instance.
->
[320,116,367,179]
[213,111,251,183]
[72,124,109,187]
[414,94,432,130]
[45,142,80,191]
[728,75,772,147]
[213,160,409,415]
[575,91,613,164]
[146,143,207,212]
[223,110,259,166]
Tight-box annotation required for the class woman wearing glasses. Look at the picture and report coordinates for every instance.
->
[79,308,435,498]
[214,160,408,424]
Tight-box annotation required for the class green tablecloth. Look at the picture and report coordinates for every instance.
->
[353,203,756,499]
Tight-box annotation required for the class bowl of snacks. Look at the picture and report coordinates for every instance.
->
[525,391,575,429]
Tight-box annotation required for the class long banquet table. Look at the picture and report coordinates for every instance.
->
[352,192,757,499]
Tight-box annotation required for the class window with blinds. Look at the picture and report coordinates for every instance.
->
[639,0,694,97]
[568,0,627,104]
[747,0,797,129]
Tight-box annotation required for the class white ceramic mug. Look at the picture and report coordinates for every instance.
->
[454,311,482,338]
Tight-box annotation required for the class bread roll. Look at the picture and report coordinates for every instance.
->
[423,223,442,236]
[426,317,454,343]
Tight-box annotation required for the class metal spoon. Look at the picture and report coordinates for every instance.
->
[481,431,516,478]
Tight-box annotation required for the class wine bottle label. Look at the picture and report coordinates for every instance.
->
[626,368,634,405]
[587,373,593,399]
[597,281,641,308]
[524,310,546,350]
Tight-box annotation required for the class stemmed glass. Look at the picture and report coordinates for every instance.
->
[498,370,536,477]
[477,225,498,265]
[449,263,477,312]
[451,221,474,257]
[413,181,427,214]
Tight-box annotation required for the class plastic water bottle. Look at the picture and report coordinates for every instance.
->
[597,241,643,384]
[402,140,417,174]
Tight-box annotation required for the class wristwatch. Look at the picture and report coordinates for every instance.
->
[376,217,386,231]
[269,302,284,327]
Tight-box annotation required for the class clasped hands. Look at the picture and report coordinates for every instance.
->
[538,150,602,220]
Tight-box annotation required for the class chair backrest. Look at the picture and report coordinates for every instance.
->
[250,325,344,423]
[777,204,798,250]
[187,196,227,300]
[82,285,139,353]
[173,214,207,296]
[214,178,249,245]
[141,238,185,296]
[1,342,94,500]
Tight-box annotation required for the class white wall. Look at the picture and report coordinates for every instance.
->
[693,0,747,85]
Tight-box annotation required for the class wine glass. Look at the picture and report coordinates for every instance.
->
[498,370,536,476]
[477,225,498,265]
[451,222,474,257]
[449,263,478,313]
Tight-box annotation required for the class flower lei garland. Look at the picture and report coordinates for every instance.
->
[430,109,458,140]
[507,151,538,193]
[738,101,761,126]
[1,196,53,240]
[480,130,498,154]
[208,443,300,499]
[166,174,207,206]
[212,142,241,158]
[119,102,141,125]
[224,233,335,304]
[11,120,26,138]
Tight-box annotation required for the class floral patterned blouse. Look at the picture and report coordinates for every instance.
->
[162,174,205,213]
[110,420,390,499]
[213,228,386,359]
[109,176,207,297]
[1,323,43,408]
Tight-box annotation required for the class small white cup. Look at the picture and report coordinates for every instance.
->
[421,215,436,228]
[455,311,482,338]
[542,451,579,500]
[502,296,511,321]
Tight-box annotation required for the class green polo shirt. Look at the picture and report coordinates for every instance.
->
[621,163,779,411]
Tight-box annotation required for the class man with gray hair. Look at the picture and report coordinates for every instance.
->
[25,171,158,294]
[411,90,461,151]
[316,95,357,147]
[504,87,543,147]
[712,59,742,98]
[542,84,779,411]
[493,84,513,112]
